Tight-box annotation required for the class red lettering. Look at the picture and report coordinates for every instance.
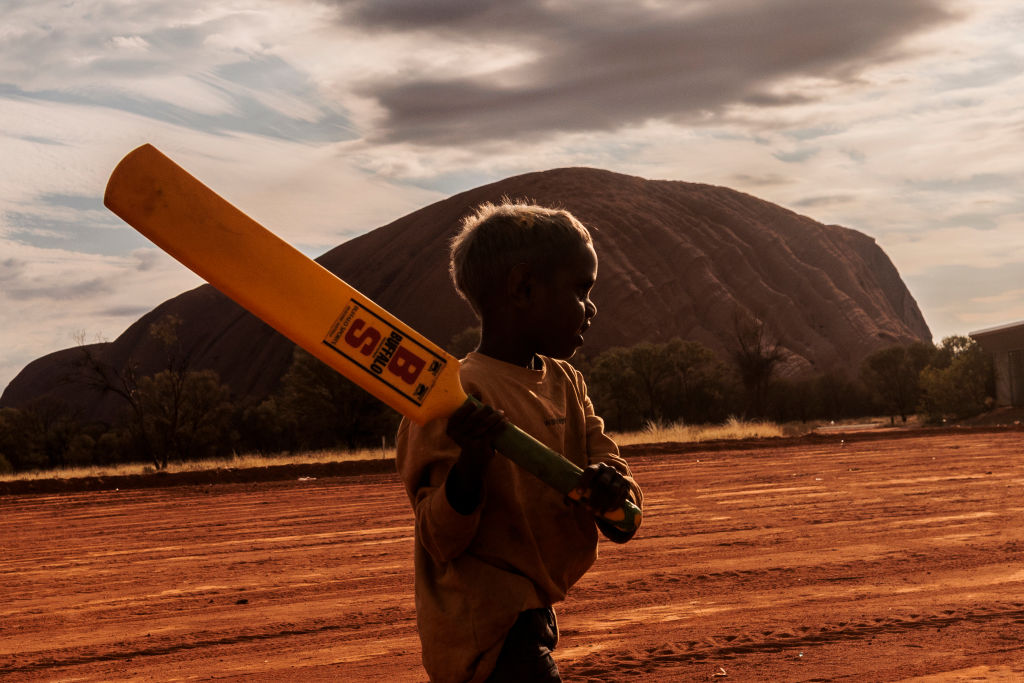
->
[388,346,426,384]
[343,318,382,356]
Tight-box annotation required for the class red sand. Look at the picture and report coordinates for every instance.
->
[3,429,1024,681]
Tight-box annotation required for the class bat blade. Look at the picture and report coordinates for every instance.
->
[103,144,467,425]
[103,144,641,534]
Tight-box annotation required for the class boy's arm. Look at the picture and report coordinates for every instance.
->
[575,371,644,542]
[396,418,487,563]
[443,400,506,514]
[579,462,642,543]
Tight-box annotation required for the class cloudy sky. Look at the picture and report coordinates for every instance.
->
[2,0,1022,390]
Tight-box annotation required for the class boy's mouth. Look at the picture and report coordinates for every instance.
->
[575,321,591,346]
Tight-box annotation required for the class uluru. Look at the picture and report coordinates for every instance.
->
[1,167,931,421]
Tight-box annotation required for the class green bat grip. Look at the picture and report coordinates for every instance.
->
[466,397,642,535]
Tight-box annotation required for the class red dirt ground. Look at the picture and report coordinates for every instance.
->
[3,428,1024,682]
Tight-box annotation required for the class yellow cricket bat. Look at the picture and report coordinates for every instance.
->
[104,144,640,534]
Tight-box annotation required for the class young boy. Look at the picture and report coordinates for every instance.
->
[396,201,643,682]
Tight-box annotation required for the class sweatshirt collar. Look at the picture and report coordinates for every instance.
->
[463,351,547,383]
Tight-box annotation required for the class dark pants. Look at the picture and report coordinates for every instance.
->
[485,607,561,682]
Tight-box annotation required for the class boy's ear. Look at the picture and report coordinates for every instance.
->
[506,262,534,308]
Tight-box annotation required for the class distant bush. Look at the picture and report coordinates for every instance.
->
[919,336,994,421]
[586,338,734,431]
[860,342,935,424]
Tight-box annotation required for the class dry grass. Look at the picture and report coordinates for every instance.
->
[0,446,394,484]
[611,417,801,446]
[3,417,891,483]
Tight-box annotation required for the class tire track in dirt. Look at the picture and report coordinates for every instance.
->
[3,430,1024,681]
[567,602,1024,677]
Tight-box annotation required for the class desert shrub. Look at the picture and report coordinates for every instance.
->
[768,371,873,423]
[0,400,84,471]
[275,347,400,451]
[137,369,236,467]
[861,342,935,423]
[236,397,290,454]
[64,434,97,468]
[587,338,734,431]
[919,336,994,421]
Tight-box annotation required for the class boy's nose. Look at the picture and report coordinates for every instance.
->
[585,298,597,320]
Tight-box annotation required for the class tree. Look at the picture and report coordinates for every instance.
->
[919,336,995,421]
[137,369,236,467]
[0,399,82,471]
[275,347,400,450]
[587,338,733,430]
[861,342,935,424]
[732,312,786,418]
[72,314,236,468]
[72,335,151,463]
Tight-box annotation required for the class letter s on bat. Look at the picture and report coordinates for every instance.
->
[343,318,382,356]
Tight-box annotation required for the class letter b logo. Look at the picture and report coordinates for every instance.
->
[388,346,426,385]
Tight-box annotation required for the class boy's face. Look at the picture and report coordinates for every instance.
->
[527,240,598,360]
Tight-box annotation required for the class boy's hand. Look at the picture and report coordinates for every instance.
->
[445,399,507,468]
[576,462,631,514]
[444,399,507,515]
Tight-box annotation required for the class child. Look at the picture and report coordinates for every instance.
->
[396,200,643,682]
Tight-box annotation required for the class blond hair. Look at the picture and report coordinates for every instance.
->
[449,200,592,315]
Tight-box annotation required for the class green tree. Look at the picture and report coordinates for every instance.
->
[861,342,935,424]
[0,399,82,471]
[0,407,34,471]
[137,369,236,467]
[732,312,786,418]
[73,314,236,469]
[587,338,733,430]
[275,347,400,450]
[919,336,994,421]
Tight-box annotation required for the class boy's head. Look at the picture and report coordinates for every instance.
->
[449,200,598,359]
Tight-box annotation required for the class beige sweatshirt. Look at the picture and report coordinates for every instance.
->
[396,352,643,683]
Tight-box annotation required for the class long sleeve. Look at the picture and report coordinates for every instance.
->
[396,417,483,564]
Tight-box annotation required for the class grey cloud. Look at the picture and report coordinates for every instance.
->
[0,77,354,145]
[16,134,67,146]
[793,194,857,208]
[731,173,792,187]
[0,258,27,283]
[4,207,147,256]
[907,173,1016,193]
[773,147,821,163]
[842,148,867,163]
[132,249,162,272]
[97,305,153,317]
[331,0,952,144]
[39,193,102,211]
[5,277,113,301]
[340,0,510,31]
[784,125,844,141]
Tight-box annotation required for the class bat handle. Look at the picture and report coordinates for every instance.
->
[466,397,642,535]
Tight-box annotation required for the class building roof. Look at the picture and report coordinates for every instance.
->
[970,320,1024,338]
[970,319,1024,353]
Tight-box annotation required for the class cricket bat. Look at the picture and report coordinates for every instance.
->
[103,144,641,534]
